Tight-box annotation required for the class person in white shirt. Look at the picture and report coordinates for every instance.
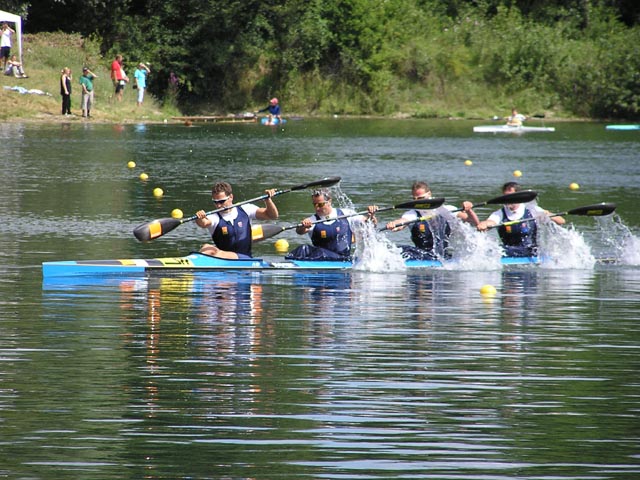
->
[287,189,375,261]
[195,181,279,259]
[384,181,478,260]
[506,108,527,127]
[477,182,565,257]
[1,23,15,70]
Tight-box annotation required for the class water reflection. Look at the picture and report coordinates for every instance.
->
[34,265,640,479]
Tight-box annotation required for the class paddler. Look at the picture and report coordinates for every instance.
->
[195,181,279,259]
[477,182,565,257]
[286,189,376,261]
[383,181,478,260]
[506,108,527,126]
[256,97,282,125]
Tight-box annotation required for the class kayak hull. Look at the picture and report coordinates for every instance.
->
[42,252,540,277]
[473,125,555,133]
[260,117,287,125]
[605,125,640,131]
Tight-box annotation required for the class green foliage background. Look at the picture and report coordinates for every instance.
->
[6,0,640,118]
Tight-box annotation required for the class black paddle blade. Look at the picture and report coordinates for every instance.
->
[487,190,538,205]
[133,217,182,242]
[567,202,617,216]
[394,197,446,210]
[251,223,286,242]
[291,176,341,191]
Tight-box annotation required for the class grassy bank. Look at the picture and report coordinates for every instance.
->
[0,32,180,123]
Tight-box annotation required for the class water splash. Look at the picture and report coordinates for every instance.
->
[594,214,640,265]
[446,222,504,270]
[537,221,595,269]
[353,221,406,272]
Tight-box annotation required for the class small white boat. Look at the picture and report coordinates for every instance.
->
[473,124,555,133]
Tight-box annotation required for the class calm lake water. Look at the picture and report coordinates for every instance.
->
[1,118,639,479]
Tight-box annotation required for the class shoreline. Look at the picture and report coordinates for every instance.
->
[0,112,616,125]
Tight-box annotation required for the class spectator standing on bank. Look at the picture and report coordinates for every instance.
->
[80,67,97,118]
[110,54,128,101]
[1,23,14,70]
[60,67,72,115]
[134,62,150,106]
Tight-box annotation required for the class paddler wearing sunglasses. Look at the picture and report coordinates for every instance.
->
[195,181,279,259]
[286,189,376,261]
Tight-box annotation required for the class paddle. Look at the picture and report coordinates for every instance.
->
[133,176,342,242]
[251,197,446,242]
[379,190,538,231]
[489,202,617,229]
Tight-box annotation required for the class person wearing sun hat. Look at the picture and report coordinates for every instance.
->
[134,62,151,106]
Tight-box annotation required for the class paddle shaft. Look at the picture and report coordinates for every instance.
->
[489,202,616,229]
[253,198,446,241]
[380,190,538,231]
[133,176,341,242]
[185,177,341,224]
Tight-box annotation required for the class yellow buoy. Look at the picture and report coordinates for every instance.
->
[127,161,136,169]
[153,187,164,198]
[513,170,522,177]
[171,208,184,219]
[139,172,149,181]
[569,182,580,190]
[274,239,289,253]
[464,159,473,166]
[480,284,497,296]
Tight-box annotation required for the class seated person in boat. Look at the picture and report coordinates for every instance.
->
[506,108,526,127]
[4,55,27,78]
[256,97,282,124]
[384,181,479,260]
[286,189,376,261]
[477,182,565,257]
[195,181,279,259]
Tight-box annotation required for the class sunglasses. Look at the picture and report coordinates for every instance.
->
[212,197,230,205]
[313,202,328,208]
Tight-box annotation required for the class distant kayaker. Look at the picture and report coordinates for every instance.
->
[286,189,376,261]
[256,97,282,124]
[506,108,527,127]
[195,182,279,259]
[477,182,565,257]
[383,181,479,260]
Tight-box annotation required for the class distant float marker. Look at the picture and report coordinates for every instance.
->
[480,284,497,296]
[127,161,136,169]
[513,170,523,177]
[569,182,580,190]
[139,172,149,181]
[153,187,164,198]
[171,208,184,219]
[464,160,473,166]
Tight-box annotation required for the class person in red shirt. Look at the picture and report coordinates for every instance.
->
[110,54,128,101]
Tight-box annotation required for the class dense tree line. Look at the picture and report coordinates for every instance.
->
[5,0,640,118]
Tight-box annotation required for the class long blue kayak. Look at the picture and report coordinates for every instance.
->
[42,252,540,277]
